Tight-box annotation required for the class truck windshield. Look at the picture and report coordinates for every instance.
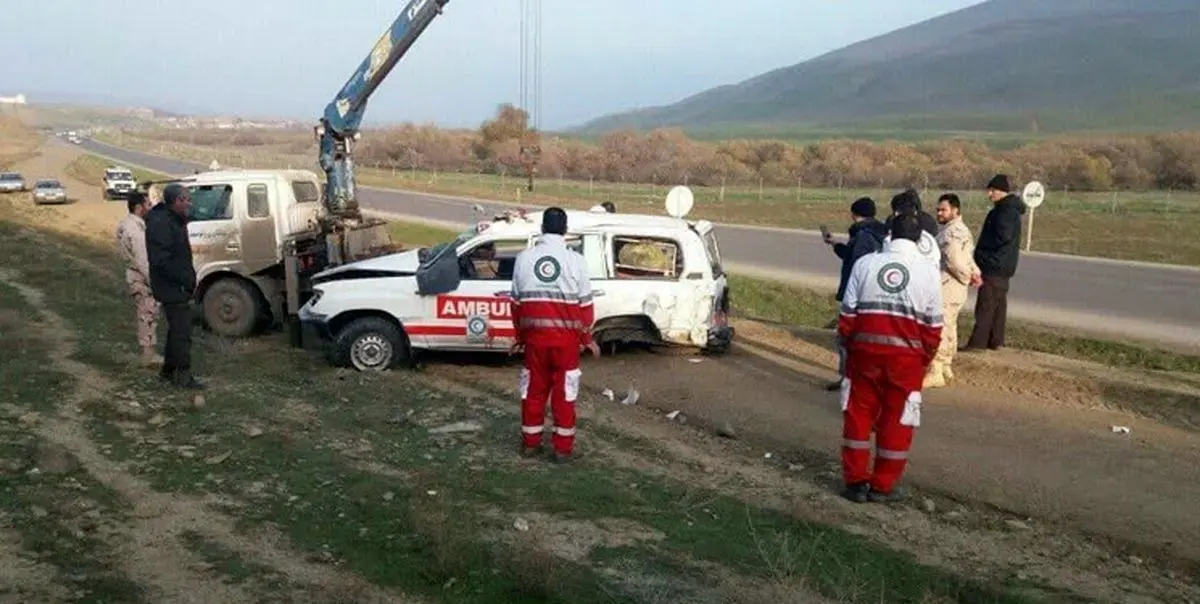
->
[107,172,133,180]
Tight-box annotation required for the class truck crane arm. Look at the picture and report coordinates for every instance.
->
[316,0,449,218]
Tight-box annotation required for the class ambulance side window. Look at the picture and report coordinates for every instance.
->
[611,236,683,280]
[566,234,609,280]
[460,238,528,281]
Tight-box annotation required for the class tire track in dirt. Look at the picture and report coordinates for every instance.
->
[0,526,73,603]
[420,362,1200,603]
[0,268,418,604]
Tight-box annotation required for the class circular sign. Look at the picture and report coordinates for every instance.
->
[877,262,911,294]
[533,256,561,283]
[466,315,488,337]
[1022,180,1046,209]
[665,185,694,218]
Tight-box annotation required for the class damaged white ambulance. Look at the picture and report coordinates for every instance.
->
[298,187,735,371]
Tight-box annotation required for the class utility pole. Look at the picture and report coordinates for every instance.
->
[519,0,542,192]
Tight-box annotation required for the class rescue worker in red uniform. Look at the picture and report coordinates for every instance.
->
[509,207,600,463]
[836,212,943,504]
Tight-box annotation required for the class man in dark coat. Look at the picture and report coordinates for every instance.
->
[145,183,203,389]
[823,197,887,391]
[963,174,1026,351]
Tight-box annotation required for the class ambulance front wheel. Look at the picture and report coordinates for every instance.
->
[330,315,412,372]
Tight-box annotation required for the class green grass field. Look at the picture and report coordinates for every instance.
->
[97,132,1200,267]
[64,153,168,188]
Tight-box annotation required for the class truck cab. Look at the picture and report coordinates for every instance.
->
[102,167,138,200]
[182,169,393,338]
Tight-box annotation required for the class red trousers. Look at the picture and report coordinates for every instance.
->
[519,343,581,455]
[841,350,924,494]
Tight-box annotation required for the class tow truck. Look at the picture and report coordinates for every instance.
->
[140,0,451,340]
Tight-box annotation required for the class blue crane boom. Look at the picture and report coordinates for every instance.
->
[316,0,450,218]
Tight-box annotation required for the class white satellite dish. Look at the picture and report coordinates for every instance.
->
[1022,180,1046,209]
[665,185,694,218]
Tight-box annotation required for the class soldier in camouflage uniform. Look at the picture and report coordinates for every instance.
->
[115,191,162,365]
[924,193,981,388]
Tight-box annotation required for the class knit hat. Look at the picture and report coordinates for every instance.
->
[849,197,876,218]
[890,189,920,214]
[986,174,1010,192]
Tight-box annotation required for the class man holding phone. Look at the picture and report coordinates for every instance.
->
[822,197,887,391]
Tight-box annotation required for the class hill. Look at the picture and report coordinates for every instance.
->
[576,0,1200,137]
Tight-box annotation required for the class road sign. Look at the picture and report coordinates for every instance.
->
[1022,180,1046,251]
[1022,180,1046,209]
[665,185,694,218]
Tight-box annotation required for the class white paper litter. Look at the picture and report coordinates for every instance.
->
[620,388,640,406]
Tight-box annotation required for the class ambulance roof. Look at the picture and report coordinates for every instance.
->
[478,209,709,239]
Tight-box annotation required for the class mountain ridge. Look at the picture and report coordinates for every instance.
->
[576,0,1200,135]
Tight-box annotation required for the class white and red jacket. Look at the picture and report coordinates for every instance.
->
[838,239,943,362]
[510,234,595,347]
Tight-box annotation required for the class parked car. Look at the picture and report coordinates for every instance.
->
[299,188,734,371]
[0,172,26,193]
[32,179,68,205]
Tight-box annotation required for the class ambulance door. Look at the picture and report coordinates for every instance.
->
[432,236,531,351]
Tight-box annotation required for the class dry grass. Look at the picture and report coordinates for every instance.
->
[99,131,1200,266]
[0,115,40,168]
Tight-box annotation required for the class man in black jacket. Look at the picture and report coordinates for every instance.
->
[823,197,887,390]
[146,184,203,389]
[964,174,1026,351]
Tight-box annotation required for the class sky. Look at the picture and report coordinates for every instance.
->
[0,0,980,130]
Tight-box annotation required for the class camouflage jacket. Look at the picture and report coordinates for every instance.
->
[937,217,979,287]
[115,213,150,286]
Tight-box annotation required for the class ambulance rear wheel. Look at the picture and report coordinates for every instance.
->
[331,316,410,372]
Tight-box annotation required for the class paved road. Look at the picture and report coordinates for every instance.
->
[80,139,1200,350]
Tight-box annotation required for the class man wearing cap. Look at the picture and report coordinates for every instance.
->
[964,174,1026,351]
[509,207,600,463]
[883,189,941,268]
[822,196,887,391]
[837,213,942,504]
[145,183,203,390]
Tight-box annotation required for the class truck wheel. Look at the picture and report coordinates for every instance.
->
[331,316,408,372]
[202,278,262,338]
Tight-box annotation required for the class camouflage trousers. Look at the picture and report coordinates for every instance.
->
[934,279,970,370]
[128,280,159,350]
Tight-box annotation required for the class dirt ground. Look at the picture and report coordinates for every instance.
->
[4,140,1200,603]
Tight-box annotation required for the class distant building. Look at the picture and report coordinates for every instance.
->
[0,93,27,105]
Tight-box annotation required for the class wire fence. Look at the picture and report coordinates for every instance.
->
[97,133,1200,265]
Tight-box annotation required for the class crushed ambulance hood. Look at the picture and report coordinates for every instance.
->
[312,249,423,279]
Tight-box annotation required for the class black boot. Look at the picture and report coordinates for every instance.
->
[169,368,205,390]
[868,486,909,505]
[840,481,870,504]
